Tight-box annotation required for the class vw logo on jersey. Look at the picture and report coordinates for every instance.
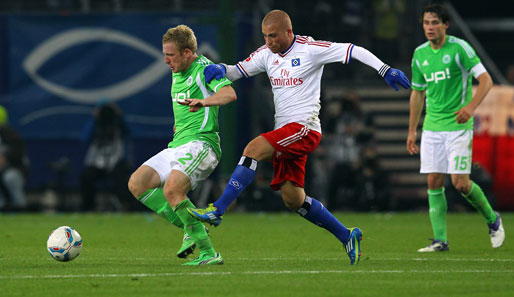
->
[291,58,301,67]
[22,28,169,104]
[442,54,451,64]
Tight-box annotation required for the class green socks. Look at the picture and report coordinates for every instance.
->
[427,182,496,243]
[428,187,448,243]
[461,181,497,224]
[138,188,183,228]
[174,198,216,256]
[138,190,216,257]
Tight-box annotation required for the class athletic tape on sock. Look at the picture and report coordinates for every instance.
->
[296,196,313,217]
[238,156,258,171]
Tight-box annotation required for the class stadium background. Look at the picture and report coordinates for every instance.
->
[0,0,513,212]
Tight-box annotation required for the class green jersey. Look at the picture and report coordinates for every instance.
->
[168,55,232,159]
[411,35,482,131]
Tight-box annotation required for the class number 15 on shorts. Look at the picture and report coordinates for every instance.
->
[454,155,470,171]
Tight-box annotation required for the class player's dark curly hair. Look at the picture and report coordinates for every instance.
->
[422,3,450,24]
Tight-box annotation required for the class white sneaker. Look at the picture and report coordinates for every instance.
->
[489,211,505,248]
[417,239,449,252]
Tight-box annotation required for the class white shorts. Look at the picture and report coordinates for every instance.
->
[143,141,219,190]
[420,130,473,174]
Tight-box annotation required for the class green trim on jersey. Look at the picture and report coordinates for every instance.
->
[411,35,481,131]
[168,55,232,159]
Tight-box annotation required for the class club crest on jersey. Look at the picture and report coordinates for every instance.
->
[186,76,193,86]
[291,58,300,67]
[442,54,451,64]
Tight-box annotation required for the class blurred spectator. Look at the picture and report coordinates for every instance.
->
[0,105,29,211]
[355,145,390,211]
[324,92,367,209]
[80,102,134,211]
[323,92,388,210]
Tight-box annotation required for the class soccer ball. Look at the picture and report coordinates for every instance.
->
[47,226,83,262]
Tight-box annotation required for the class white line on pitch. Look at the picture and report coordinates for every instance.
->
[3,257,513,263]
[98,257,513,262]
[1,270,513,280]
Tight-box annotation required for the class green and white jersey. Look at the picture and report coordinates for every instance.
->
[411,35,482,131]
[168,55,232,159]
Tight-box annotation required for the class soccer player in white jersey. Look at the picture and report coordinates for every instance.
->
[187,10,410,265]
[128,25,237,265]
[407,4,504,252]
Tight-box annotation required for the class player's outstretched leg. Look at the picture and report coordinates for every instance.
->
[296,196,362,265]
[488,211,505,248]
[138,188,196,258]
[188,156,258,226]
[174,198,223,266]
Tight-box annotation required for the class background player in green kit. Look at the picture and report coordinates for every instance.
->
[406,4,505,252]
[128,25,236,265]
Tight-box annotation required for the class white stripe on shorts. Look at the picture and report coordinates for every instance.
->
[185,144,210,175]
[276,126,309,147]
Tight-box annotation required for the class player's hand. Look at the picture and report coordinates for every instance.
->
[385,68,411,91]
[203,64,226,83]
[454,106,473,124]
[178,99,204,112]
[406,132,419,155]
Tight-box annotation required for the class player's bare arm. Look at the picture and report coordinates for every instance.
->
[454,72,493,124]
[178,85,236,112]
[407,89,425,155]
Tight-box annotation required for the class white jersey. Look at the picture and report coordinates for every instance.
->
[236,35,354,133]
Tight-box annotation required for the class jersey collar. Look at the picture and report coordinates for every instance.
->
[279,35,296,57]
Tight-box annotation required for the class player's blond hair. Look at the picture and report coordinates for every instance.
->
[262,10,292,30]
[162,25,197,53]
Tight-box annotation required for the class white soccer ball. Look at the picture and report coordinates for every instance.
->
[47,226,83,262]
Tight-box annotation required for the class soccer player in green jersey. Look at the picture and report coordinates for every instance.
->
[407,4,505,252]
[127,25,236,265]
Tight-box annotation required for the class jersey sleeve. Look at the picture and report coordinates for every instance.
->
[411,52,426,91]
[309,41,354,66]
[206,76,232,93]
[456,39,481,71]
[234,45,268,78]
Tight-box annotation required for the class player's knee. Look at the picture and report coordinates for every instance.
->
[242,136,274,161]
[282,194,303,211]
[427,174,444,189]
[162,184,184,206]
[128,174,143,198]
[453,180,471,194]
[283,199,301,211]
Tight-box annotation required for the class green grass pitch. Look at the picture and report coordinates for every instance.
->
[0,212,512,297]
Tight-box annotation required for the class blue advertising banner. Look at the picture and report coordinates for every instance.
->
[7,13,219,139]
